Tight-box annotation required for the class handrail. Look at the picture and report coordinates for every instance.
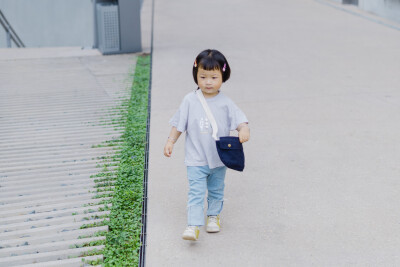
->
[0,9,24,47]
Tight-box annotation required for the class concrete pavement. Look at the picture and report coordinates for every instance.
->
[147,0,400,266]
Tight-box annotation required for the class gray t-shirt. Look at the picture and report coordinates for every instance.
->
[170,90,248,169]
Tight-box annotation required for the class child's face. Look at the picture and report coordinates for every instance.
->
[197,67,223,98]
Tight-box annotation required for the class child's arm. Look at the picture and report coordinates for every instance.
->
[164,126,182,157]
[237,123,250,143]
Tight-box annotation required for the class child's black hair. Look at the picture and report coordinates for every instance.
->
[192,49,231,84]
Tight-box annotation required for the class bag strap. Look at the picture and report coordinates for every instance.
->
[195,89,219,140]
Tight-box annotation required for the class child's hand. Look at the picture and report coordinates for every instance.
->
[238,123,250,143]
[164,140,174,157]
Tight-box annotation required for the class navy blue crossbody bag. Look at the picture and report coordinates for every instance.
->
[196,89,245,172]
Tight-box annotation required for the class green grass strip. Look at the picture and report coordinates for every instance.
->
[103,55,150,266]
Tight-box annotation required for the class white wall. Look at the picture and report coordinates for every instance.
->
[0,0,94,48]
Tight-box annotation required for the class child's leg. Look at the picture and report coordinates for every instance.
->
[206,166,227,216]
[187,166,210,226]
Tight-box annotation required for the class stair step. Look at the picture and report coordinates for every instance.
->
[14,255,103,267]
[0,236,105,257]
[0,197,111,218]
[0,211,109,232]
[0,183,97,198]
[0,226,108,249]
[0,245,105,266]
[0,204,111,225]
[0,193,108,212]
[0,179,100,195]
[0,218,108,240]
[0,188,100,205]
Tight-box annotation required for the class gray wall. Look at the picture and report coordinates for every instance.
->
[359,0,400,23]
[0,0,94,48]
[328,0,400,24]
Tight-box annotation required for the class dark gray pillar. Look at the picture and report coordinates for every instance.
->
[119,0,142,53]
[343,0,358,5]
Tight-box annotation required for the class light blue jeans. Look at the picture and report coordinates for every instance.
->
[187,165,227,226]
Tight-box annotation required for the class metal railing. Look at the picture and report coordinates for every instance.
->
[0,9,24,47]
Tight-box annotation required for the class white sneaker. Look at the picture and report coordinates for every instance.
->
[182,226,200,241]
[206,215,221,233]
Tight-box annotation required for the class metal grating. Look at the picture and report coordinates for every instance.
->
[96,4,120,54]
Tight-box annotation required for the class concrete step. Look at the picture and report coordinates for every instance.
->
[0,171,109,186]
[0,204,111,225]
[0,97,114,111]
[0,52,136,266]
[0,226,108,249]
[0,218,108,240]
[0,193,110,212]
[0,148,120,164]
[0,236,106,257]
[0,211,110,233]
[0,143,120,157]
[0,160,110,176]
[0,166,113,181]
[0,187,104,205]
[0,178,101,195]
[0,104,122,115]
[0,106,117,122]
[0,124,123,137]
[0,178,113,195]
[3,135,123,155]
[0,197,111,218]
[0,133,119,147]
[2,157,100,170]
[0,245,105,266]
[2,159,118,174]
[0,182,98,198]
[0,136,122,151]
[14,255,103,267]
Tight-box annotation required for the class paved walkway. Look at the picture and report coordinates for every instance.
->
[0,48,137,266]
[147,0,400,266]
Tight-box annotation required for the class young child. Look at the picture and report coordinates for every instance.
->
[163,49,250,241]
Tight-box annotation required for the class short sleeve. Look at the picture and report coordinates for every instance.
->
[169,96,190,132]
[228,101,248,131]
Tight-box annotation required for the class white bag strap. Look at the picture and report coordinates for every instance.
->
[196,89,219,140]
